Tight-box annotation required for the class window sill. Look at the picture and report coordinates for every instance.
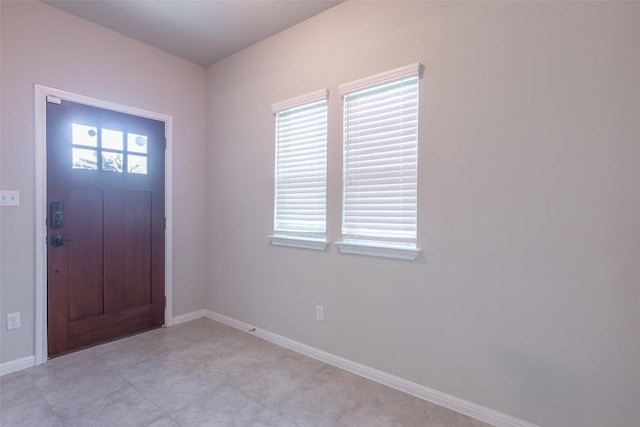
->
[269,235,329,251]
[336,240,421,260]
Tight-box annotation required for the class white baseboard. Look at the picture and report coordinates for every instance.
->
[0,311,537,426]
[203,310,538,427]
[172,309,207,325]
[0,355,36,376]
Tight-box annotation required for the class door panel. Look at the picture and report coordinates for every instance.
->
[67,189,104,321]
[122,191,152,308]
[103,191,125,315]
[123,191,152,308]
[47,99,165,356]
[103,190,153,313]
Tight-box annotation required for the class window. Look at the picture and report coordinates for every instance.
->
[270,89,328,250]
[338,63,423,260]
[71,123,148,174]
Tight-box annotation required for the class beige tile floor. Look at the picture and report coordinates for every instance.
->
[0,318,491,426]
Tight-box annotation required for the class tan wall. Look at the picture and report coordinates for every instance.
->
[0,1,208,362]
[205,2,640,426]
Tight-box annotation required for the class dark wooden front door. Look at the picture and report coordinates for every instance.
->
[46,99,165,356]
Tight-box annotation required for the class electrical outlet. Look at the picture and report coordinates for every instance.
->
[7,312,21,330]
[0,191,20,207]
[316,305,324,322]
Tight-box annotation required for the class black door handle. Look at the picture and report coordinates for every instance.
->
[50,234,74,247]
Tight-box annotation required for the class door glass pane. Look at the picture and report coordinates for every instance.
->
[72,124,97,147]
[72,148,98,170]
[127,154,147,174]
[127,133,148,154]
[102,151,123,173]
[102,128,123,151]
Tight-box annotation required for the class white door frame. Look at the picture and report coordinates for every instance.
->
[34,85,173,364]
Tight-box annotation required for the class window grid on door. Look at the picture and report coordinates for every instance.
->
[71,123,149,175]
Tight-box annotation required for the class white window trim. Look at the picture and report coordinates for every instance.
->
[269,235,329,251]
[272,89,328,113]
[336,240,421,261]
[338,63,423,95]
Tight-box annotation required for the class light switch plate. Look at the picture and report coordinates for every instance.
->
[0,191,20,206]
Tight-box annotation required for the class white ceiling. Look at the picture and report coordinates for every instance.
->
[43,0,342,67]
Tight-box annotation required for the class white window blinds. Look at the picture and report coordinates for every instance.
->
[340,64,421,248]
[272,90,328,241]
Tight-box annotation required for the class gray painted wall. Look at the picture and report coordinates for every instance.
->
[205,2,640,427]
[0,1,208,362]
[2,2,639,427]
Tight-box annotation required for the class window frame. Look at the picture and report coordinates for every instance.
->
[337,63,423,260]
[269,89,329,251]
